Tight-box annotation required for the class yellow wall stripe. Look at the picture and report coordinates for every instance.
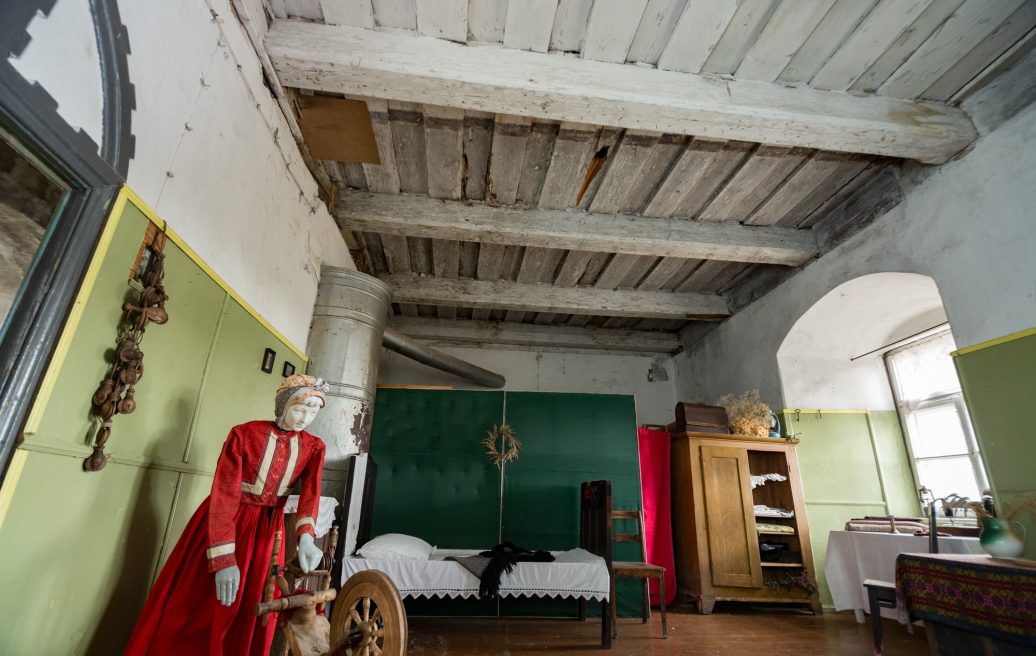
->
[780,409,871,415]
[0,450,29,531]
[23,189,128,434]
[122,188,308,362]
[951,325,1036,357]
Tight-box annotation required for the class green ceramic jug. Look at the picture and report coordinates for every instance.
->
[979,517,1026,558]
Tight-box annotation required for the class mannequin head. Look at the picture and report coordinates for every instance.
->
[277,395,323,432]
[274,374,329,432]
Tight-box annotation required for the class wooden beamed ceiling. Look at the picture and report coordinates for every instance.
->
[255,0,1036,354]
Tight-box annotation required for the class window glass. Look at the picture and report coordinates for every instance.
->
[914,456,981,501]
[887,331,960,401]
[909,404,969,458]
[0,139,64,330]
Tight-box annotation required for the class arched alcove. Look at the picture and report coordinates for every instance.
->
[775,273,951,608]
[777,272,947,410]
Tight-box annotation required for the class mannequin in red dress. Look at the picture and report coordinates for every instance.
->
[125,375,330,655]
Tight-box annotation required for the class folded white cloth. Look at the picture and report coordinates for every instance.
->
[284,495,339,537]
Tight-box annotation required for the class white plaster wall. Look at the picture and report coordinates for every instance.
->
[7,0,354,350]
[677,102,1036,409]
[378,345,677,426]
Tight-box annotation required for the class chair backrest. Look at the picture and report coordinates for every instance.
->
[612,509,647,562]
[580,480,613,567]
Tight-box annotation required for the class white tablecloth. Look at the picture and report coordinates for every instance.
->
[825,530,981,621]
[341,548,610,601]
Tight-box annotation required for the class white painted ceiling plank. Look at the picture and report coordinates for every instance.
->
[284,0,324,19]
[747,152,867,226]
[516,122,559,205]
[361,99,401,193]
[626,0,687,65]
[424,105,465,200]
[462,111,494,199]
[850,0,964,93]
[582,0,649,63]
[390,316,682,353]
[639,257,700,292]
[338,190,820,265]
[656,0,739,73]
[387,100,427,194]
[468,0,508,42]
[487,114,532,205]
[621,134,687,214]
[416,0,468,41]
[811,0,933,91]
[550,0,593,52]
[383,273,730,319]
[504,0,559,52]
[879,0,1026,99]
[777,0,880,84]
[537,122,599,209]
[698,146,810,222]
[588,130,660,213]
[736,0,837,82]
[320,0,376,27]
[702,0,781,75]
[920,3,1036,102]
[506,246,557,321]
[267,20,977,162]
[372,0,418,29]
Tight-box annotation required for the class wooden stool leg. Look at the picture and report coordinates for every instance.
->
[610,577,618,639]
[578,598,587,621]
[867,585,884,656]
[642,579,649,623]
[658,574,668,639]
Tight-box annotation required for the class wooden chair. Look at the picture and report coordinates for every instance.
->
[610,509,668,639]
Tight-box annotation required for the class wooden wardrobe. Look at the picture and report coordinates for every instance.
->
[670,432,821,614]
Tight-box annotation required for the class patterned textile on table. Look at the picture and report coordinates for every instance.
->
[896,553,1036,648]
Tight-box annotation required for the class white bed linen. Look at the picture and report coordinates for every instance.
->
[341,548,610,601]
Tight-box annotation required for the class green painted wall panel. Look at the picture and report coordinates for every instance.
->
[31,203,225,465]
[781,411,919,607]
[0,198,312,654]
[0,452,179,655]
[955,331,1036,559]
[186,298,306,467]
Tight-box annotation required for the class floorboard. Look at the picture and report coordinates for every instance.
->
[404,603,929,655]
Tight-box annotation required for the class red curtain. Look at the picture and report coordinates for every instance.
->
[637,427,677,606]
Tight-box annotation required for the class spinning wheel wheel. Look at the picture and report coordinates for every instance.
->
[329,570,407,656]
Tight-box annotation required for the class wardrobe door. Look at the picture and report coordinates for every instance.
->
[700,445,763,588]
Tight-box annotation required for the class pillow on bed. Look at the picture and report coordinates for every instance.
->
[357,533,434,560]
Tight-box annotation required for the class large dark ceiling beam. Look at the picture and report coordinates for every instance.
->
[266,19,977,163]
[381,274,730,320]
[338,191,819,267]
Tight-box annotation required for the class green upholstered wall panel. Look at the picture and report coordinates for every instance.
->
[501,392,641,617]
[370,389,504,548]
[955,331,1036,559]
[368,389,642,618]
[0,199,307,653]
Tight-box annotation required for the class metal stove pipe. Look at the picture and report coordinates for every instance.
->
[382,326,506,389]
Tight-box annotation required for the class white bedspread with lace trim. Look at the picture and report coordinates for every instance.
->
[341,548,610,601]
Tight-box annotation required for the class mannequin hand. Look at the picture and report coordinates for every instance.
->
[215,565,240,607]
[298,533,323,573]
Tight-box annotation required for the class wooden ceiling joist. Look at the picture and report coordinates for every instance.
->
[265,20,977,163]
[381,274,730,320]
[390,317,682,354]
[339,191,819,266]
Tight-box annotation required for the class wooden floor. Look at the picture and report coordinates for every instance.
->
[405,604,929,655]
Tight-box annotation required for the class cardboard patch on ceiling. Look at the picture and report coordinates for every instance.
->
[297,96,380,164]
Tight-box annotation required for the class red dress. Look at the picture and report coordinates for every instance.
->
[125,420,326,655]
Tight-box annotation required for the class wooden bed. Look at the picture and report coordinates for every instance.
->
[336,464,614,649]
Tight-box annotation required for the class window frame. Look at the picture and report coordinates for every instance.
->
[884,331,989,502]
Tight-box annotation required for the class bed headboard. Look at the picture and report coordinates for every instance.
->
[332,454,379,588]
[580,480,613,567]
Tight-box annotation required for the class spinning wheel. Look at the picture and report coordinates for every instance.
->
[329,570,407,656]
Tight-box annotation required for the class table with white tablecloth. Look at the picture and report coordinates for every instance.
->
[824,530,982,622]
